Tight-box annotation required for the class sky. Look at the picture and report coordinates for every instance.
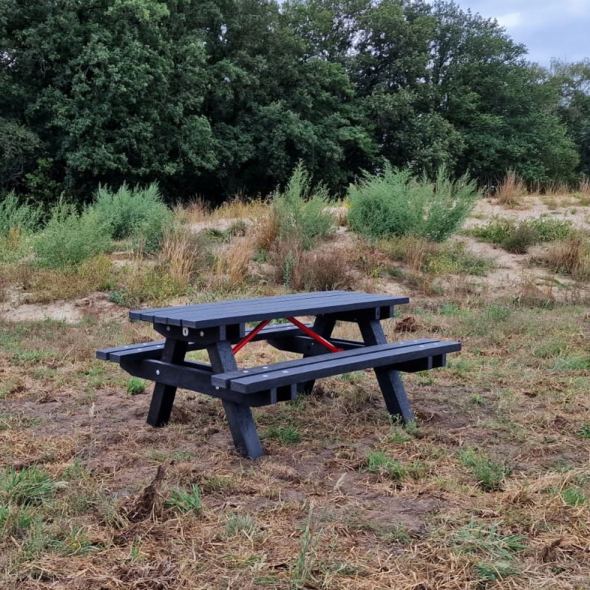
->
[453,0,590,65]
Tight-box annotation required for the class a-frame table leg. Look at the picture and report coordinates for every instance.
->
[357,319,415,423]
[147,338,188,427]
[208,340,264,459]
[299,315,336,394]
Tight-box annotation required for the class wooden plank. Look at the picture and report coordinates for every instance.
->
[212,338,438,388]
[224,341,459,394]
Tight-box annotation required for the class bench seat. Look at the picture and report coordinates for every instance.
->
[211,338,461,394]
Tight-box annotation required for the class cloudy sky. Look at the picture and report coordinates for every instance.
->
[454,0,590,65]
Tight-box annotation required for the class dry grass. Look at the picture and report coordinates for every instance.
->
[495,171,527,208]
[539,234,590,281]
[211,237,256,290]
[158,226,202,289]
[579,177,590,196]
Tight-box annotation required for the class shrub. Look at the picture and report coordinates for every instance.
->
[0,192,41,237]
[92,183,172,252]
[348,166,478,242]
[271,163,333,250]
[539,234,590,280]
[470,217,572,253]
[34,202,112,268]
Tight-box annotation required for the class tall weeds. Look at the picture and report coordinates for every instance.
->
[495,171,527,207]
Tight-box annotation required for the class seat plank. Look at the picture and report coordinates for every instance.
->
[216,340,460,394]
[211,338,437,388]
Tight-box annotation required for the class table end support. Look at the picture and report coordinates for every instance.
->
[146,339,187,427]
[208,341,264,459]
[358,319,414,424]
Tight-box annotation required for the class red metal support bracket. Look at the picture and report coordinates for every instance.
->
[286,316,343,353]
[232,316,342,355]
[231,319,271,354]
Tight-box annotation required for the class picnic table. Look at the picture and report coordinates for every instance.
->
[97,291,461,459]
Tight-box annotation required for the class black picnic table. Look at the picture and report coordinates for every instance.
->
[97,291,461,459]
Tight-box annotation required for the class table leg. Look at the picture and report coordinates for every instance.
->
[299,315,336,395]
[208,341,264,459]
[147,338,188,427]
[357,319,414,423]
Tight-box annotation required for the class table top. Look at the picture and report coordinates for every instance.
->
[130,291,409,329]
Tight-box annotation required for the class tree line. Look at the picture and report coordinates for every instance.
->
[1,0,589,204]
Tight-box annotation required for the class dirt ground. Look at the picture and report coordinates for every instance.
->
[0,194,589,589]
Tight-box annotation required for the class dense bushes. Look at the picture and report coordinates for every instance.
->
[0,0,583,204]
[33,203,112,268]
[93,184,172,252]
[348,167,478,242]
[0,193,40,237]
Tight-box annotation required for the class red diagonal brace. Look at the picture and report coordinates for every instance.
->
[232,319,271,355]
[287,316,342,353]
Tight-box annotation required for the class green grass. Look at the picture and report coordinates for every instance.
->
[459,448,508,491]
[127,377,146,396]
[453,521,526,582]
[166,484,202,514]
[225,513,258,538]
[561,486,586,507]
[0,467,56,506]
[469,216,572,253]
[577,424,590,439]
[265,425,301,444]
[365,451,406,481]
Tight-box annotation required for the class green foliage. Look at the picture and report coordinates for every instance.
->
[561,486,586,507]
[348,166,478,242]
[453,521,526,582]
[225,513,258,538]
[272,164,334,250]
[33,202,112,268]
[459,448,508,491]
[265,425,301,445]
[470,217,573,253]
[0,192,41,236]
[577,424,590,439]
[365,451,406,481]
[0,467,55,506]
[93,183,172,252]
[1,0,581,203]
[166,484,202,514]
[127,378,146,396]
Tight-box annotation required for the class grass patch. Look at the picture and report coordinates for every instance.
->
[127,377,146,396]
[0,467,56,506]
[537,234,590,280]
[453,521,526,582]
[166,484,202,514]
[225,513,258,538]
[469,216,572,253]
[265,425,301,445]
[459,448,507,491]
[365,451,406,481]
[561,486,586,507]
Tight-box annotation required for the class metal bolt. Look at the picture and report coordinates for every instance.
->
[200,330,205,337]
[156,370,160,376]
[182,327,189,336]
